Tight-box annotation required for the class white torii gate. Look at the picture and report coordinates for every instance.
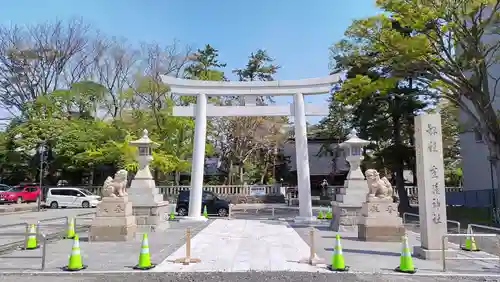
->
[162,74,341,221]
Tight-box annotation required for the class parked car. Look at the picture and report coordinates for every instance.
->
[0,184,40,204]
[46,187,101,209]
[0,184,12,192]
[176,190,230,217]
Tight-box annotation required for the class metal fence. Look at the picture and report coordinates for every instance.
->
[441,233,500,272]
[445,189,495,207]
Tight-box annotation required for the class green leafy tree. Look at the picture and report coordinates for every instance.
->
[233,49,280,82]
[330,16,433,212]
[185,44,227,80]
[335,0,500,207]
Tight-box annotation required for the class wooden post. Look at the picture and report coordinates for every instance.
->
[309,228,315,264]
[173,228,201,265]
[298,227,322,266]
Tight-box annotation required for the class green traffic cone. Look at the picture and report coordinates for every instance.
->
[65,217,75,239]
[328,234,349,271]
[461,226,480,251]
[203,205,208,218]
[62,234,87,271]
[325,207,333,219]
[395,234,416,274]
[133,233,155,270]
[317,206,324,219]
[24,224,38,250]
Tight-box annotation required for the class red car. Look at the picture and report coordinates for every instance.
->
[0,184,41,204]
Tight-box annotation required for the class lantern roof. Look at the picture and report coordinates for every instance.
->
[129,129,159,148]
[340,129,370,147]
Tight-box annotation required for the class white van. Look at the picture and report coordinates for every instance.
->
[46,187,101,209]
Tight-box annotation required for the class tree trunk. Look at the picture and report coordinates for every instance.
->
[239,165,244,184]
[174,171,181,185]
[260,162,270,184]
[392,100,410,214]
[90,168,95,186]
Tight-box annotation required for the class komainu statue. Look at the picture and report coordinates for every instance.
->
[101,169,128,197]
[365,169,393,201]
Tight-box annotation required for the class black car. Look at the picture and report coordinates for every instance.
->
[176,190,230,217]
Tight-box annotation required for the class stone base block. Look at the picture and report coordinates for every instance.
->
[294,216,320,225]
[358,224,405,242]
[132,201,170,231]
[179,216,208,222]
[357,201,404,241]
[90,196,137,242]
[96,197,133,217]
[330,202,361,232]
[89,216,137,242]
[413,246,458,260]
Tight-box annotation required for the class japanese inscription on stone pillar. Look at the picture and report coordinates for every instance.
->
[426,124,443,225]
[415,113,447,251]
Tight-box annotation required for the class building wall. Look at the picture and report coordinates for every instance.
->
[459,131,495,191]
[458,6,500,192]
[282,141,349,176]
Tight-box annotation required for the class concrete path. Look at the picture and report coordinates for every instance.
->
[0,220,209,272]
[154,219,328,272]
[0,208,96,248]
[292,224,500,275]
[155,219,499,275]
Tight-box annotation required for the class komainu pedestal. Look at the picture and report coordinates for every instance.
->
[357,169,404,241]
[89,196,137,242]
[357,199,405,241]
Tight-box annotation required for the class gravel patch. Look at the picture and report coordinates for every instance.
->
[0,271,499,282]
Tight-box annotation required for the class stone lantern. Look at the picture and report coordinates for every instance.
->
[129,129,158,180]
[339,129,370,180]
[127,129,169,231]
[330,129,371,232]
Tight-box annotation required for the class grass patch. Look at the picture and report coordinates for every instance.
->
[407,206,494,227]
[446,206,493,226]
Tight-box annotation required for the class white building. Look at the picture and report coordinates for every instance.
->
[458,6,500,204]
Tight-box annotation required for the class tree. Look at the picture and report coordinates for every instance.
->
[428,100,462,186]
[314,96,352,187]
[185,44,226,80]
[233,49,279,82]
[335,0,500,206]
[93,37,138,119]
[207,50,287,184]
[0,19,94,114]
[327,43,430,212]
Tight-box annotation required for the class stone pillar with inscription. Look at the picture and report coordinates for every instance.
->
[90,170,137,241]
[128,129,170,231]
[358,169,405,241]
[413,113,450,260]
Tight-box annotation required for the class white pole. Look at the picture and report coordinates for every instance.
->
[293,92,313,219]
[187,93,208,220]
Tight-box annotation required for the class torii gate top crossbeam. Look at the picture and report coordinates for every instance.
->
[161,74,341,96]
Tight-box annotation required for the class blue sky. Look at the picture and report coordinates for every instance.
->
[1,0,380,123]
